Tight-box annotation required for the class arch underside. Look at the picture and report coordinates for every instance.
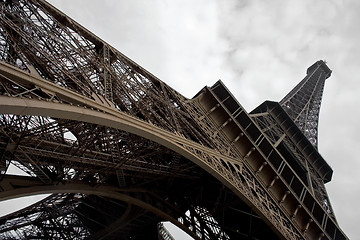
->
[0,0,300,233]
[0,60,302,239]
[0,110,278,240]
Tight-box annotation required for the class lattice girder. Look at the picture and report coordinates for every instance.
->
[0,66,296,239]
[0,0,214,150]
[0,0,347,239]
[250,103,335,216]
[280,60,331,148]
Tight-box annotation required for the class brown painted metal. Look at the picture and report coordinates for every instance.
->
[0,0,347,239]
[280,60,331,148]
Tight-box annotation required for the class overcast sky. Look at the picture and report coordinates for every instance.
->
[3,0,359,239]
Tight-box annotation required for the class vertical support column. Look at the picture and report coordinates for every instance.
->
[103,44,113,102]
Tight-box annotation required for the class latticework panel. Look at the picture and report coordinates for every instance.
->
[0,194,90,239]
[0,114,203,185]
[0,0,347,239]
[158,223,175,240]
[280,60,331,148]
[0,0,214,150]
[0,113,226,239]
[251,111,335,218]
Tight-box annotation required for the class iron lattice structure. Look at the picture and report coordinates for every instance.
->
[279,60,331,149]
[0,0,347,239]
[158,223,175,240]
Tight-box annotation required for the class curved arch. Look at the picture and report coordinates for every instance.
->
[0,175,198,239]
[0,32,302,240]
[0,93,291,238]
[0,62,256,212]
[0,95,238,189]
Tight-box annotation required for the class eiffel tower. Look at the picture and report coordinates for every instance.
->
[0,0,347,239]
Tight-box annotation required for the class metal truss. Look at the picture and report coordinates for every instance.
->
[0,0,347,239]
[158,223,175,240]
[250,105,335,217]
[280,61,331,148]
[0,193,90,239]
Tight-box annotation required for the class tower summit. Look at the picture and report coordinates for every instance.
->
[280,60,331,148]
